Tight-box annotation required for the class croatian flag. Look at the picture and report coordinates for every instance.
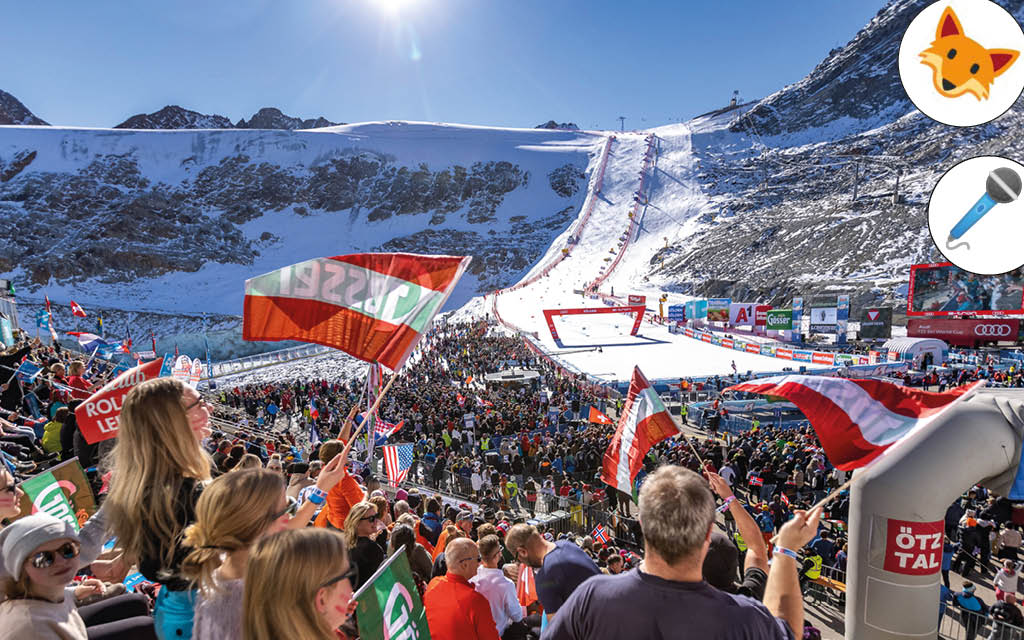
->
[373,417,405,447]
[726,376,984,470]
[308,397,319,420]
[70,300,87,318]
[591,524,610,545]
[383,443,414,486]
[601,366,682,499]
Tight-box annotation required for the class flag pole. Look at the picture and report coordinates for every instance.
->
[769,475,855,545]
[349,371,399,443]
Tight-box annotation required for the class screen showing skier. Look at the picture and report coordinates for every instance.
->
[907,262,1024,316]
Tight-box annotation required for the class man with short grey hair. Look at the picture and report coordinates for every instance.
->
[545,465,821,640]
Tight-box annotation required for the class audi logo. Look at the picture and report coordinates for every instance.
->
[974,324,1013,337]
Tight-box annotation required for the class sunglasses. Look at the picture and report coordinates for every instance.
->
[360,513,380,522]
[184,396,209,412]
[271,497,299,521]
[1,483,17,495]
[320,563,359,590]
[460,555,482,564]
[31,541,80,569]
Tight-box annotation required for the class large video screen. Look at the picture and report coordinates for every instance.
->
[907,263,1024,316]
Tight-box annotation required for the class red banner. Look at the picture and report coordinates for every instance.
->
[883,519,943,575]
[722,338,734,349]
[684,328,694,338]
[776,348,793,360]
[755,305,771,327]
[907,317,1020,347]
[745,343,759,354]
[812,352,835,365]
[75,358,165,444]
[627,295,646,305]
[700,333,712,343]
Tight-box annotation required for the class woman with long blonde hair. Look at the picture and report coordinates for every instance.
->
[102,377,212,640]
[343,500,386,591]
[243,528,356,640]
[181,450,348,640]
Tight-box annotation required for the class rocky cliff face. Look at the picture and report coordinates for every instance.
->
[235,107,340,130]
[0,122,595,319]
[652,0,1024,311]
[114,105,235,129]
[0,90,48,126]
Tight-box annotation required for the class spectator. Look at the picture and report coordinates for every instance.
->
[343,501,385,591]
[389,523,433,588]
[471,534,525,639]
[0,513,155,639]
[243,528,355,640]
[0,465,24,523]
[993,560,1019,602]
[504,522,600,622]
[989,593,1024,640]
[545,465,822,639]
[423,537,500,640]
[954,582,988,640]
[103,377,213,639]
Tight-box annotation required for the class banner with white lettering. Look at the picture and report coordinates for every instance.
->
[874,517,944,575]
[75,358,165,444]
[14,459,96,531]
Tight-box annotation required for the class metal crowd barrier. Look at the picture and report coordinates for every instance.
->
[941,606,1024,640]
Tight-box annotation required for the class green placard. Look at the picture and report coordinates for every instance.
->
[766,309,793,331]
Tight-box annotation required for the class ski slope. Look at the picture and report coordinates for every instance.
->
[491,124,829,382]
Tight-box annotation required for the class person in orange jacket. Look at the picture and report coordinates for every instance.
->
[312,437,365,530]
[424,538,500,640]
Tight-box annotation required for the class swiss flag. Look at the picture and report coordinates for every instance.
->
[70,300,87,318]
[589,406,614,425]
[867,309,879,321]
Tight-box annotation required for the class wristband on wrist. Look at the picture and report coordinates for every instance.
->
[307,487,327,506]
[716,496,736,513]
[773,545,800,562]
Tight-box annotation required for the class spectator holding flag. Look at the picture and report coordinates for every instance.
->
[343,501,386,591]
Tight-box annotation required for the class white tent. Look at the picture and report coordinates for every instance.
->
[881,337,948,368]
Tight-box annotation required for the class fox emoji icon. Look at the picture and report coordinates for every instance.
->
[919,5,1020,100]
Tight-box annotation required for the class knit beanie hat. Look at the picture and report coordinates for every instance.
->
[0,513,80,581]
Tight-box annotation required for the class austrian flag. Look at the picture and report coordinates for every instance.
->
[726,375,984,470]
[602,366,681,498]
[243,253,470,371]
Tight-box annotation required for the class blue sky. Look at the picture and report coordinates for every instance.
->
[4,0,884,129]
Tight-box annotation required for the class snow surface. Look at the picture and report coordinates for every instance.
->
[489,126,829,382]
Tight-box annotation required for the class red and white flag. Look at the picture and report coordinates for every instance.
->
[516,564,538,608]
[243,253,470,371]
[726,375,984,470]
[601,366,681,497]
[70,300,87,318]
[589,406,614,425]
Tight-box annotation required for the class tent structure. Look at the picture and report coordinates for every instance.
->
[881,337,948,369]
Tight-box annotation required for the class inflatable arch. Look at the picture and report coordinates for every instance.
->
[542,305,645,346]
[847,387,1024,639]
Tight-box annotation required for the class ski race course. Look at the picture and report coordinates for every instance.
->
[489,124,829,383]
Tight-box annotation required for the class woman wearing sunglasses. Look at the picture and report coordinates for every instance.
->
[103,378,213,640]
[182,452,348,640]
[243,528,356,640]
[0,513,155,639]
[343,501,386,591]
[0,464,24,525]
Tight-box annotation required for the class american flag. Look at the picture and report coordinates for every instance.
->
[591,523,610,545]
[383,443,414,486]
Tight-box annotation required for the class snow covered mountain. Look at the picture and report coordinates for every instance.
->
[0,90,48,126]
[115,105,341,130]
[647,0,1024,314]
[0,119,599,356]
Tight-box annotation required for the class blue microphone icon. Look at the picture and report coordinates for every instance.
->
[947,167,1022,251]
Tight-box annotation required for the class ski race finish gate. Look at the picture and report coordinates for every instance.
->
[542,305,646,345]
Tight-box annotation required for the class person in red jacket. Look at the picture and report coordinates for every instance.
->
[424,538,500,640]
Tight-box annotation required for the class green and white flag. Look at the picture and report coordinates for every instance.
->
[15,459,96,531]
[354,546,431,640]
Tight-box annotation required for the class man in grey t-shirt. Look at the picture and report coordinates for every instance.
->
[545,465,821,640]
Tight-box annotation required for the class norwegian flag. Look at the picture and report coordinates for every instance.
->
[591,524,610,545]
[727,375,984,470]
[383,443,414,486]
[70,300,87,318]
[749,476,764,487]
